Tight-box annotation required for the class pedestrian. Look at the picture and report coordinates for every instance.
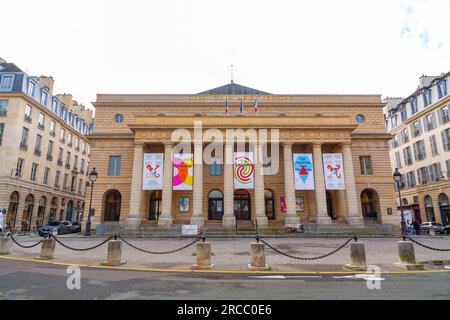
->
[412,220,420,235]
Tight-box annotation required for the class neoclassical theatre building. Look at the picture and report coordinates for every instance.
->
[88,82,398,230]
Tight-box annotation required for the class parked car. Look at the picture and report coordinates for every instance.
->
[443,225,450,234]
[419,222,445,234]
[39,221,72,237]
[71,222,82,233]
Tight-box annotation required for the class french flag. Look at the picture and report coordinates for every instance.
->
[225,98,229,114]
[240,99,244,115]
[254,99,258,113]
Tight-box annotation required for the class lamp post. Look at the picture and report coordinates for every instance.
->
[393,168,406,235]
[85,167,98,236]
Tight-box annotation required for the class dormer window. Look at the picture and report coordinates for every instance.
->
[41,90,48,106]
[27,80,36,97]
[0,74,14,90]
[410,97,418,115]
[423,89,432,107]
[437,80,447,99]
[52,99,58,113]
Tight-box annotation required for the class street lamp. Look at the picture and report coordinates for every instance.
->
[85,167,98,236]
[393,168,406,235]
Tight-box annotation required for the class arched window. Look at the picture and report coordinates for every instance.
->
[438,193,450,226]
[208,190,223,220]
[424,195,435,222]
[36,196,46,229]
[264,189,275,220]
[104,190,121,222]
[22,194,34,231]
[6,192,19,229]
[361,189,380,221]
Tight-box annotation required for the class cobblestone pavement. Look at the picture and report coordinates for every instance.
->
[6,234,450,271]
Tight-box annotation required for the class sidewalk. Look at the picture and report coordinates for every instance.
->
[5,235,450,272]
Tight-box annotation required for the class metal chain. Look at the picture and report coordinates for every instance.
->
[405,236,450,252]
[118,235,199,254]
[8,233,43,249]
[49,234,113,251]
[260,237,354,261]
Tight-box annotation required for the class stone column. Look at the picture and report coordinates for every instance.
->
[342,143,364,226]
[283,143,300,225]
[222,140,236,227]
[159,141,174,225]
[126,143,144,227]
[254,144,268,228]
[312,143,331,225]
[191,141,204,225]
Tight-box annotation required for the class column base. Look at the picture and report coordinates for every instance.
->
[347,215,364,227]
[190,216,205,226]
[158,216,174,226]
[284,215,300,226]
[222,216,236,228]
[255,216,268,228]
[316,216,332,225]
[125,217,142,228]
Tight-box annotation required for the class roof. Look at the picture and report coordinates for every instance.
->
[198,81,270,95]
[0,62,24,73]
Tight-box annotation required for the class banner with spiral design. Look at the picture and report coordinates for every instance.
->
[233,152,254,189]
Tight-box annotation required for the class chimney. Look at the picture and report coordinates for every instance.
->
[419,74,438,88]
[38,76,55,94]
[57,93,74,108]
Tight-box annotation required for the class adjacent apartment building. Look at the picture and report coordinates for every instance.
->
[0,58,93,231]
[384,73,450,226]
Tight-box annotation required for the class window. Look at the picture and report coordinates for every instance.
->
[400,128,409,144]
[0,100,8,116]
[0,74,14,90]
[391,115,398,129]
[20,127,29,149]
[355,114,365,124]
[395,152,402,169]
[359,156,373,175]
[400,108,407,122]
[71,176,76,192]
[392,134,400,148]
[80,159,85,173]
[60,128,65,143]
[30,163,38,182]
[428,163,442,182]
[43,167,50,185]
[109,156,121,176]
[0,123,4,145]
[429,135,438,156]
[38,113,45,128]
[413,140,427,161]
[66,151,71,166]
[82,141,86,154]
[54,171,61,187]
[438,105,449,125]
[68,133,73,146]
[211,157,222,176]
[114,114,124,123]
[423,89,432,107]
[50,120,56,135]
[86,162,90,176]
[63,174,68,190]
[16,158,24,177]
[442,128,450,151]
[410,98,418,115]
[424,113,437,131]
[406,171,416,188]
[47,140,54,160]
[417,167,429,184]
[52,99,58,113]
[75,138,80,150]
[447,160,450,179]
[34,134,42,155]
[24,105,32,122]
[78,178,83,194]
[27,80,36,97]
[411,120,422,138]
[437,80,447,99]
[74,155,78,170]
[41,90,48,106]
[403,147,413,166]
[57,147,63,164]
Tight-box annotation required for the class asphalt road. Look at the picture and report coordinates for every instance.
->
[0,258,449,300]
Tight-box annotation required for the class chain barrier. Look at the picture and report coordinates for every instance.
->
[49,234,113,252]
[8,232,43,249]
[118,235,199,254]
[260,236,355,261]
[405,236,450,252]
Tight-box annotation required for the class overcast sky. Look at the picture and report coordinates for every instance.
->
[1,0,449,110]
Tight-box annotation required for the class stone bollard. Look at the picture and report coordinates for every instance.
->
[101,240,126,266]
[248,242,269,271]
[429,228,436,236]
[345,242,367,271]
[0,236,13,255]
[192,242,214,270]
[394,241,424,270]
[39,238,56,260]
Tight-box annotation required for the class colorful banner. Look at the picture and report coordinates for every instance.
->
[233,152,254,189]
[293,153,315,190]
[143,153,164,190]
[173,153,194,191]
[322,153,346,190]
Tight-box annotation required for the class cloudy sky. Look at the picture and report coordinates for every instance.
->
[1,0,449,109]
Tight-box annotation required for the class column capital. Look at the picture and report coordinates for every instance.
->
[133,142,145,147]
[341,141,352,148]
[281,141,293,148]
[312,142,323,148]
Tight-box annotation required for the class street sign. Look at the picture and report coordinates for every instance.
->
[181,224,198,236]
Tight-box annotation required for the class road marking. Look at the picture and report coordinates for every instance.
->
[445,266,450,269]
[249,275,286,279]
[333,274,385,281]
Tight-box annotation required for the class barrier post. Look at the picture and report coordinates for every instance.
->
[248,242,269,271]
[394,240,424,270]
[102,238,126,266]
[192,242,213,270]
[0,235,13,255]
[39,238,56,260]
[345,242,367,271]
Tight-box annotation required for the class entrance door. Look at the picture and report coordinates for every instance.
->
[208,190,223,220]
[149,191,162,221]
[234,190,251,220]
[326,191,334,219]
[66,201,73,222]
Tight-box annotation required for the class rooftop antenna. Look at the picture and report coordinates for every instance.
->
[229,48,236,83]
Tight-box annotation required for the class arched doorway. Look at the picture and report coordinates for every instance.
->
[6,192,19,229]
[36,196,46,229]
[49,197,58,223]
[234,190,251,220]
[66,200,74,222]
[208,190,223,220]
[21,194,34,231]
[104,190,121,222]
[424,195,435,222]
[438,193,450,226]
[264,189,275,220]
[360,189,380,221]
[149,190,162,221]
[326,191,335,219]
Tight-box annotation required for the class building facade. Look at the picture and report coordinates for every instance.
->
[0,58,93,231]
[88,82,398,230]
[384,73,450,226]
